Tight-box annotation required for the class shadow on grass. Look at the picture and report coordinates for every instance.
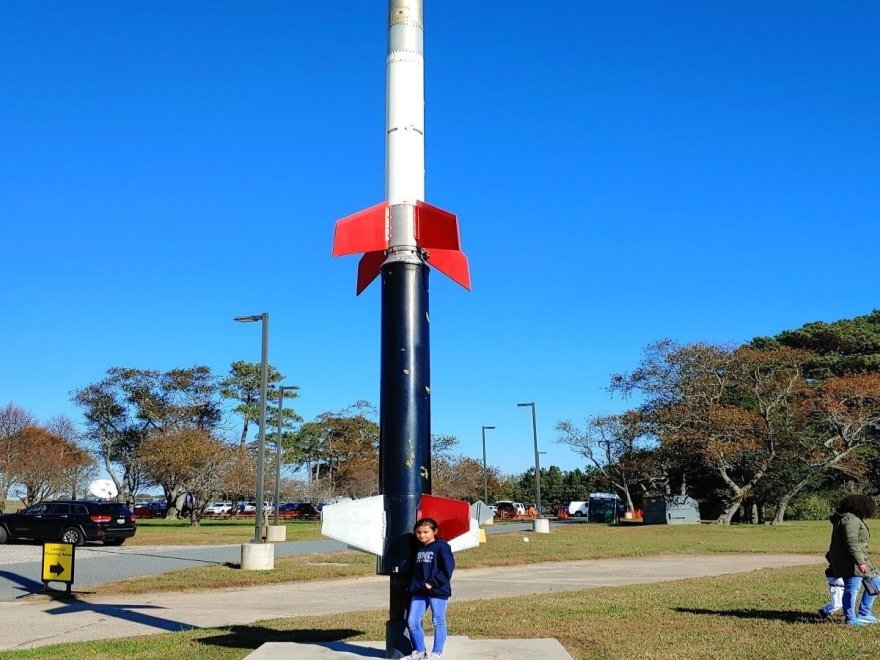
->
[675,607,823,623]
[86,546,230,565]
[197,626,378,654]
[41,591,196,632]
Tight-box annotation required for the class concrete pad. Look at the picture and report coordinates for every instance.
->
[245,636,572,659]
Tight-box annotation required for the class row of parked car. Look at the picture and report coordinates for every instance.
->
[203,501,321,520]
[488,501,527,518]
[0,500,138,546]
[130,500,322,520]
[0,497,324,548]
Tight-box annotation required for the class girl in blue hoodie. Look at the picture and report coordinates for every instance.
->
[407,518,455,659]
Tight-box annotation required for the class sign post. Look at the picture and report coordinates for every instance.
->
[42,542,75,593]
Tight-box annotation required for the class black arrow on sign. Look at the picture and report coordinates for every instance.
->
[50,563,65,576]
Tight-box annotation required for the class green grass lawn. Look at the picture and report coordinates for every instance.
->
[8,520,871,659]
[9,564,877,659]
[127,518,324,546]
[95,521,831,595]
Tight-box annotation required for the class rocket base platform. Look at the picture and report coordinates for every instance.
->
[245,635,573,659]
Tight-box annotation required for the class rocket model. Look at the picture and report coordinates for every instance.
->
[325,1,477,656]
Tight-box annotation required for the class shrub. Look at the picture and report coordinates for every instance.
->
[788,493,834,521]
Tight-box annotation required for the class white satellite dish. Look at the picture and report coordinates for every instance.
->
[88,479,118,500]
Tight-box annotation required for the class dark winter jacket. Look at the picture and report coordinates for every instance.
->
[826,512,877,578]
[409,538,455,599]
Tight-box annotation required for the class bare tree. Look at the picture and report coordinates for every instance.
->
[556,412,645,512]
[0,403,34,501]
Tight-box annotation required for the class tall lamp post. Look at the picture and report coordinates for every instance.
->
[235,313,269,543]
[481,425,495,503]
[517,402,542,518]
[274,384,298,525]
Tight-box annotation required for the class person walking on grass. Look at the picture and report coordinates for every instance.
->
[407,517,455,660]
[820,566,844,618]
[826,494,878,627]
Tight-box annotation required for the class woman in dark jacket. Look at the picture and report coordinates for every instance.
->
[826,494,877,626]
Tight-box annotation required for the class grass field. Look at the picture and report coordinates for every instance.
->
[9,564,878,659]
[95,520,832,595]
[127,518,325,546]
[7,519,878,658]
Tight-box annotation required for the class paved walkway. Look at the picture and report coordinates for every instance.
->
[0,553,821,654]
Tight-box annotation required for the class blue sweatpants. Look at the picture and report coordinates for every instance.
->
[407,595,449,653]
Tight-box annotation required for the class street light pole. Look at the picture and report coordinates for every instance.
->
[517,402,542,518]
[235,313,269,543]
[481,425,495,503]
[274,385,298,525]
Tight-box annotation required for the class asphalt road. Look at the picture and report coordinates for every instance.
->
[0,539,349,602]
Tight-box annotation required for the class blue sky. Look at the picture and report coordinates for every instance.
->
[2,2,878,477]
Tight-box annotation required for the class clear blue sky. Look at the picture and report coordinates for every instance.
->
[2,2,878,477]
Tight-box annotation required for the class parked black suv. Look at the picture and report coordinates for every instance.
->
[0,500,137,546]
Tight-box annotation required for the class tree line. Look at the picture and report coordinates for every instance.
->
[556,310,880,523]
[3,310,878,525]
[0,361,515,521]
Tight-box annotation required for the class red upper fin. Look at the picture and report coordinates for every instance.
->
[415,201,461,251]
[333,200,470,293]
[332,202,388,257]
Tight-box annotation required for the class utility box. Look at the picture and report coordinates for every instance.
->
[642,495,700,525]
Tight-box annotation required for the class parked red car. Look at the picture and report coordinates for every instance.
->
[133,501,168,519]
[277,502,320,520]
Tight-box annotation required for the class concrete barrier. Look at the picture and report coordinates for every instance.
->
[266,525,286,542]
[241,542,274,570]
[533,518,550,534]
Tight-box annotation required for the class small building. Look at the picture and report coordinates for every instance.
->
[587,493,621,524]
[642,495,701,525]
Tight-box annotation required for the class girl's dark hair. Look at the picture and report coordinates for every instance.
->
[838,494,877,520]
[414,517,438,532]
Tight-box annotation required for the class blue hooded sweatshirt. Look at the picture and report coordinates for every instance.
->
[409,538,455,599]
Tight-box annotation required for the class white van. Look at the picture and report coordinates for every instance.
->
[567,501,589,517]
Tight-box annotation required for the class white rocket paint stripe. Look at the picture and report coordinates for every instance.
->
[386,0,425,248]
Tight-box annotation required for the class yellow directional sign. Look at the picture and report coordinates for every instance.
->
[42,542,75,584]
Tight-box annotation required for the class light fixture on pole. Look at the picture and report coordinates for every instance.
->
[274,384,299,525]
[517,402,542,518]
[481,425,495,503]
[235,313,269,543]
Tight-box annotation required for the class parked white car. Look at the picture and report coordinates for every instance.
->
[238,502,272,514]
[204,502,233,515]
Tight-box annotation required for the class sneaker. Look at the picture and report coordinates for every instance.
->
[427,655,442,660]
[858,614,878,624]
[847,619,870,627]
[407,653,425,659]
